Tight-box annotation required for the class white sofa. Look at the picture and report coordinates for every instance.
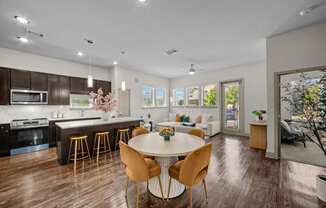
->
[157,113,221,137]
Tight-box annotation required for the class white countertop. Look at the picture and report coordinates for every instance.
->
[55,117,142,129]
[128,132,205,157]
[48,116,100,122]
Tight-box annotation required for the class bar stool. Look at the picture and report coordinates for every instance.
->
[68,135,91,172]
[93,131,112,163]
[114,128,130,151]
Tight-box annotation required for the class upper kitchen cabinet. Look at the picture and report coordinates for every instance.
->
[11,69,31,90]
[31,72,48,91]
[0,68,10,105]
[70,77,87,94]
[60,75,70,105]
[48,74,70,105]
[96,80,111,95]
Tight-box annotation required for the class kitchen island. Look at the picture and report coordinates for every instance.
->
[55,117,141,165]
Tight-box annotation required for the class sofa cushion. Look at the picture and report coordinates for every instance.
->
[169,113,176,122]
[182,115,190,123]
[195,115,202,124]
[196,123,208,129]
[201,114,211,124]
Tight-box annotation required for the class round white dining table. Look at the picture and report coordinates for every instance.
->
[128,132,205,199]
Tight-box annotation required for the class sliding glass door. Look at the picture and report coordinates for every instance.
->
[221,80,243,133]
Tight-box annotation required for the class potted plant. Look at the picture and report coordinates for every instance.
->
[251,110,266,121]
[90,88,117,121]
[159,127,175,141]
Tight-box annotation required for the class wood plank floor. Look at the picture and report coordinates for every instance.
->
[1,134,326,208]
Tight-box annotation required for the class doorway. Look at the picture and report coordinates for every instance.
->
[279,69,326,167]
[221,80,244,133]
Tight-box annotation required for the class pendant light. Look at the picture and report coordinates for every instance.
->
[121,80,126,91]
[85,39,94,88]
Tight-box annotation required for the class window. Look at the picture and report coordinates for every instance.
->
[187,86,200,106]
[203,84,217,107]
[173,89,185,106]
[155,88,166,107]
[70,94,93,109]
[143,85,154,107]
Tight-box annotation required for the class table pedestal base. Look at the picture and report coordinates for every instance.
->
[148,157,185,199]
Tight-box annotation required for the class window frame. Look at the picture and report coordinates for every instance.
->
[155,87,167,107]
[186,86,201,107]
[173,88,186,107]
[142,85,155,108]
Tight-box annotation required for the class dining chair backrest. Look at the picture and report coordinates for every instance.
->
[179,143,212,186]
[132,127,149,138]
[119,141,149,181]
[188,129,205,139]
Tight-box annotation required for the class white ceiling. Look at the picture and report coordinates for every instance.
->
[0,0,326,78]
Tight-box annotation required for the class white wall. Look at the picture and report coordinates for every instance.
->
[170,61,267,134]
[112,66,170,123]
[266,22,326,158]
[0,47,112,81]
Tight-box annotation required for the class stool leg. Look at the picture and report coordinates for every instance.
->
[106,134,112,159]
[84,138,91,160]
[68,139,73,164]
[74,140,78,172]
[115,131,120,151]
[103,135,107,160]
[97,135,101,164]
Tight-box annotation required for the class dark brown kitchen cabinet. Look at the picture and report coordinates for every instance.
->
[0,68,10,105]
[0,124,10,157]
[96,80,111,95]
[48,75,70,105]
[31,72,48,91]
[48,74,60,105]
[11,69,31,90]
[60,76,70,105]
[70,77,87,94]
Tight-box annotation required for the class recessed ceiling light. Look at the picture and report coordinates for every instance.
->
[138,0,146,3]
[17,36,29,43]
[14,16,29,24]
[77,51,84,56]
[113,61,118,65]
[299,8,312,16]
[299,2,326,16]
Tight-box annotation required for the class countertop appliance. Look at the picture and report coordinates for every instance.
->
[11,89,48,105]
[10,118,49,155]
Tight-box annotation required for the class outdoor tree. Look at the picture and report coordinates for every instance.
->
[281,71,326,155]
[226,85,239,107]
[204,89,217,106]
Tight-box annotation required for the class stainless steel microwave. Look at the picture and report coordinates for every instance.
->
[11,89,48,105]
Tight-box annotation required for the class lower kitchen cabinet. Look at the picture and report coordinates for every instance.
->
[0,124,10,157]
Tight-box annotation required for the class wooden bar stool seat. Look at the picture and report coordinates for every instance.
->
[93,131,112,163]
[68,135,91,172]
[115,128,130,150]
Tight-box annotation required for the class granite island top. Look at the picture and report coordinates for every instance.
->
[55,117,142,129]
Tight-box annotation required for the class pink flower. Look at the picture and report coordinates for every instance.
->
[89,89,117,113]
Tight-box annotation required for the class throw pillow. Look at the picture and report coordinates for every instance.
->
[180,114,186,122]
[183,115,190,123]
[176,114,181,122]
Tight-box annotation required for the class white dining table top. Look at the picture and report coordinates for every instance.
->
[128,132,206,157]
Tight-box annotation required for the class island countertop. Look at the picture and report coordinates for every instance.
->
[55,117,142,129]
[55,117,141,165]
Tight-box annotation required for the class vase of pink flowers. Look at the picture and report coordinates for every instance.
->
[90,88,117,121]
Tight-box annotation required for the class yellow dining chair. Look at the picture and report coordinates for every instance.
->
[168,143,212,208]
[188,128,205,139]
[119,141,165,208]
[132,127,149,137]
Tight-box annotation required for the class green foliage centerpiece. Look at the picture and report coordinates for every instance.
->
[159,127,175,141]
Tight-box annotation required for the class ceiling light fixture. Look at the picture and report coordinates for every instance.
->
[189,64,196,75]
[85,38,94,88]
[299,2,326,16]
[17,36,29,43]
[113,61,118,65]
[14,16,29,24]
[77,51,84,56]
[121,81,126,91]
[138,0,146,2]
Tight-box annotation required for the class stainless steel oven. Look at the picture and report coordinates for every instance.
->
[10,118,49,155]
[11,89,48,105]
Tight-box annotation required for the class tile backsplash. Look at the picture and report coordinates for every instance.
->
[0,105,104,123]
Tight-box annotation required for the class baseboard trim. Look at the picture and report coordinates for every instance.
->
[265,151,279,160]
